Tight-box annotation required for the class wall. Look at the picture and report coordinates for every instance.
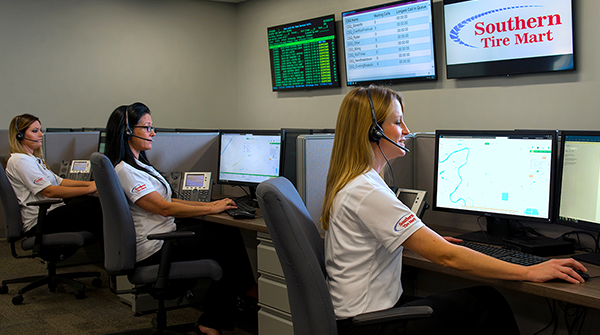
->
[236,0,600,132]
[0,0,238,130]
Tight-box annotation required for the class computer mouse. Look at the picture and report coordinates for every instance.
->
[574,269,590,282]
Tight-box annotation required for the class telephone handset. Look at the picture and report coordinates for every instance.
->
[168,171,212,202]
[59,160,92,181]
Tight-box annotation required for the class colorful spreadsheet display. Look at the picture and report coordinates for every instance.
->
[342,0,436,85]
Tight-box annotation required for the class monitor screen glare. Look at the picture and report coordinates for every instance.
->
[434,131,555,221]
[218,132,282,186]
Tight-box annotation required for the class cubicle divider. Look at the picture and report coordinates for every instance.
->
[145,132,219,177]
[296,134,335,236]
[43,132,101,173]
[0,130,9,237]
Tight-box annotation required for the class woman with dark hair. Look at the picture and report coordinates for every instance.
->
[6,114,102,236]
[104,103,257,335]
[321,86,587,335]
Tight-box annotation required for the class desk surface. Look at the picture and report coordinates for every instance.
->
[203,213,600,310]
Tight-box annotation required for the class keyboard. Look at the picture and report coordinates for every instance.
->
[458,240,549,266]
[234,197,256,214]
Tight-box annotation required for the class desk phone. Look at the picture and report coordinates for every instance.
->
[395,188,429,219]
[59,160,92,181]
[168,171,212,202]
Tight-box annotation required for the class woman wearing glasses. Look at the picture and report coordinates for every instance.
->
[104,103,257,335]
[5,114,102,237]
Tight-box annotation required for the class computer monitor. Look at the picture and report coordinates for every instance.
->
[556,131,600,265]
[217,130,284,204]
[433,129,558,244]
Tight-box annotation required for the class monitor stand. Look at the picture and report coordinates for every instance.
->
[455,217,515,246]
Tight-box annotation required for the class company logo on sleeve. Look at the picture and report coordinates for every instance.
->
[33,177,44,184]
[131,183,147,195]
[394,213,417,231]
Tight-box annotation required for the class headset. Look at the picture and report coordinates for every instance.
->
[15,116,41,143]
[366,88,409,153]
[15,116,24,140]
[124,105,133,136]
[124,104,153,142]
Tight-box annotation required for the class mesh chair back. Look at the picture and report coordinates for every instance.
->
[257,177,337,335]
[90,153,136,275]
[0,160,25,242]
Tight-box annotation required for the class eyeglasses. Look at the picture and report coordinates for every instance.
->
[132,126,156,133]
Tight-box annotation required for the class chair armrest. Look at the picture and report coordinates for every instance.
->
[147,231,195,241]
[353,305,433,326]
[27,199,63,254]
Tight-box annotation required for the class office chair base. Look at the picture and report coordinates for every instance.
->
[1,271,102,305]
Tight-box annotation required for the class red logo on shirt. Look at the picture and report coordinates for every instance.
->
[394,213,417,231]
[131,184,147,194]
[33,177,44,184]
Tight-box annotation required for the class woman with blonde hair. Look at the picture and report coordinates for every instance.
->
[321,86,587,335]
[6,114,102,236]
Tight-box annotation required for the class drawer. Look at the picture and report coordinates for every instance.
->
[258,305,293,335]
[257,241,284,277]
[258,273,290,313]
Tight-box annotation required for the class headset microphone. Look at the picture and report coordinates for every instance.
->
[366,89,410,153]
[130,134,154,142]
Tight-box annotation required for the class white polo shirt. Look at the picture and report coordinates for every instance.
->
[325,169,424,320]
[115,159,175,262]
[5,153,64,233]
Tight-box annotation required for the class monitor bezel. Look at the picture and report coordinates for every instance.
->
[267,14,341,92]
[555,130,600,233]
[216,129,285,188]
[442,0,576,79]
[341,0,438,86]
[432,129,558,224]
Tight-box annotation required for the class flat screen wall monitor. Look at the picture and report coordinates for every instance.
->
[433,130,557,244]
[217,130,284,203]
[342,0,437,86]
[443,0,575,79]
[556,131,600,265]
[267,14,340,91]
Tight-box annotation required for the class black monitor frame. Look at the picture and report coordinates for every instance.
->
[217,129,285,201]
[432,129,558,244]
[555,130,600,233]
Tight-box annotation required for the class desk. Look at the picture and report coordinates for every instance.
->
[201,214,600,332]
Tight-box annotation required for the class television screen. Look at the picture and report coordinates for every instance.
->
[267,15,340,91]
[342,0,437,86]
[443,0,575,78]
[433,130,557,223]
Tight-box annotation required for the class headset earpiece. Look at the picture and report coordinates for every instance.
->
[15,116,24,141]
[366,89,384,143]
[124,105,132,136]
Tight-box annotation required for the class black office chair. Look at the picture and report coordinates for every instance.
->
[0,159,102,305]
[256,177,433,335]
[90,152,223,334]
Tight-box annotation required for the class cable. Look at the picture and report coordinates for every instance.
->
[377,142,397,192]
